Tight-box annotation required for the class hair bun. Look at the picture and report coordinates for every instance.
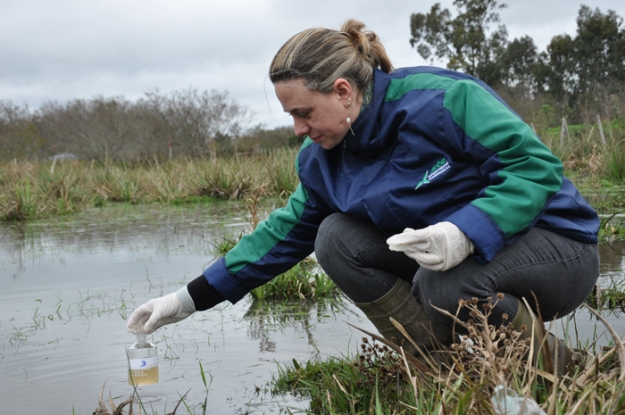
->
[269,19,393,94]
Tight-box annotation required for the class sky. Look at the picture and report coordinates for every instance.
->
[2,0,625,130]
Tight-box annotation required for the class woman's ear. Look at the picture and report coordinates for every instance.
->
[333,78,354,104]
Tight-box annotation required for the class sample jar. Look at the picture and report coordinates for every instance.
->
[127,333,159,385]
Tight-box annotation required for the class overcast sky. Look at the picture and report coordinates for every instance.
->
[2,0,625,130]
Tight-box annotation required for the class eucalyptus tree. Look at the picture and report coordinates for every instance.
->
[409,0,509,86]
[536,5,625,122]
[501,35,539,93]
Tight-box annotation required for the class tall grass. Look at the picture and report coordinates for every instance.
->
[261,148,300,197]
[541,116,625,181]
[0,149,300,221]
[270,297,625,414]
[2,141,623,238]
[83,162,143,204]
[188,156,256,200]
[0,161,88,220]
[604,141,625,181]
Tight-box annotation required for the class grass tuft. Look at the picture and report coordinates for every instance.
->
[270,296,625,414]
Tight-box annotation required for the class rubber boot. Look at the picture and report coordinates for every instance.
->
[510,299,576,377]
[355,278,455,359]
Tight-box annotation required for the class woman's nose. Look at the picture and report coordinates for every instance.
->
[293,118,310,137]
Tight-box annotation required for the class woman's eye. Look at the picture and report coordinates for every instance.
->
[287,110,311,119]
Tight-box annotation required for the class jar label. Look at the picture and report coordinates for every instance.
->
[129,356,158,370]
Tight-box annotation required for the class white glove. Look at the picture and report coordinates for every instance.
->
[126,286,196,334]
[386,221,474,271]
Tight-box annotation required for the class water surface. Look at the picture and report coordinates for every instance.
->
[0,204,623,414]
[0,204,372,414]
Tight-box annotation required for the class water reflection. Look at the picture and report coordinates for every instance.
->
[599,242,625,275]
[0,204,370,415]
[244,298,350,353]
[0,203,242,275]
[0,204,624,415]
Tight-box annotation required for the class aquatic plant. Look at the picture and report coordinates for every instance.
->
[270,297,625,414]
[0,149,300,221]
[86,163,142,203]
[0,161,88,220]
[587,278,625,312]
[2,145,625,233]
[261,147,299,197]
[604,140,625,181]
[249,258,338,301]
[93,383,190,415]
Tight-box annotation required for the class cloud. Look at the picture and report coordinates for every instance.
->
[1,0,624,128]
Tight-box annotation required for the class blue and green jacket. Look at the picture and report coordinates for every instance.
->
[202,66,599,304]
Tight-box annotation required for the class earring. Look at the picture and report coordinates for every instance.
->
[345,98,352,108]
[347,117,355,136]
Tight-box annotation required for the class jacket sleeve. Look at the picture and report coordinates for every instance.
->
[201,182,331,303]
[436,79,563,261]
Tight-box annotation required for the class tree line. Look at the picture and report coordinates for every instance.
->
[2,1,624,162]
[0,89,298,162]
[410,1,625,124]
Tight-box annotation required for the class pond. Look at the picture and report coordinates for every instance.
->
[1,203,624,414]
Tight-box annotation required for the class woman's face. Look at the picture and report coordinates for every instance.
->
[274,78,358,150]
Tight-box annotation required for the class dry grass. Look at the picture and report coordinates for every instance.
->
[0,149,300,221]
[93,383,190,415]
[399,297,625,414]
[279,296,625,414]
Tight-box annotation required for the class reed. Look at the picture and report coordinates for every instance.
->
[139,159,190,203]
[1,177,40,221]
[40,164,86,215]
[189,156,256,200]
[86,163,142,204]
[604,141,625,181]
[260,148,300,197]
[270,297,625,414]
[0,161,89,220]
[0,149,299,221]
[587,278,625,312]
[198,360,212,392]
[2,143,624,226]
[541,117,625,178]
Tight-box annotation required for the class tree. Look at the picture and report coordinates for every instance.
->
[574,5,625,91]
[536,34,576,105]
[37,97,152,161]
[1,90,261,161]
[535,5,625,122]
[142,88,250,159]
[0,101,44,160]
[409,0,508,85]
[501,35,539,91]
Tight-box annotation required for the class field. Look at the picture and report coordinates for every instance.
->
[1,122,625,413]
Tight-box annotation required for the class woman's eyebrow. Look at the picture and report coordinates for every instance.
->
[284,106,311,114]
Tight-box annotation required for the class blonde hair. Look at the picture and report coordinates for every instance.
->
[269,19,393,94]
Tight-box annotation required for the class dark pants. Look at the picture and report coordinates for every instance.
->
[314,213,599,330]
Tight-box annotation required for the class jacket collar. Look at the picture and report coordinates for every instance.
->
[342,69,392,156]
